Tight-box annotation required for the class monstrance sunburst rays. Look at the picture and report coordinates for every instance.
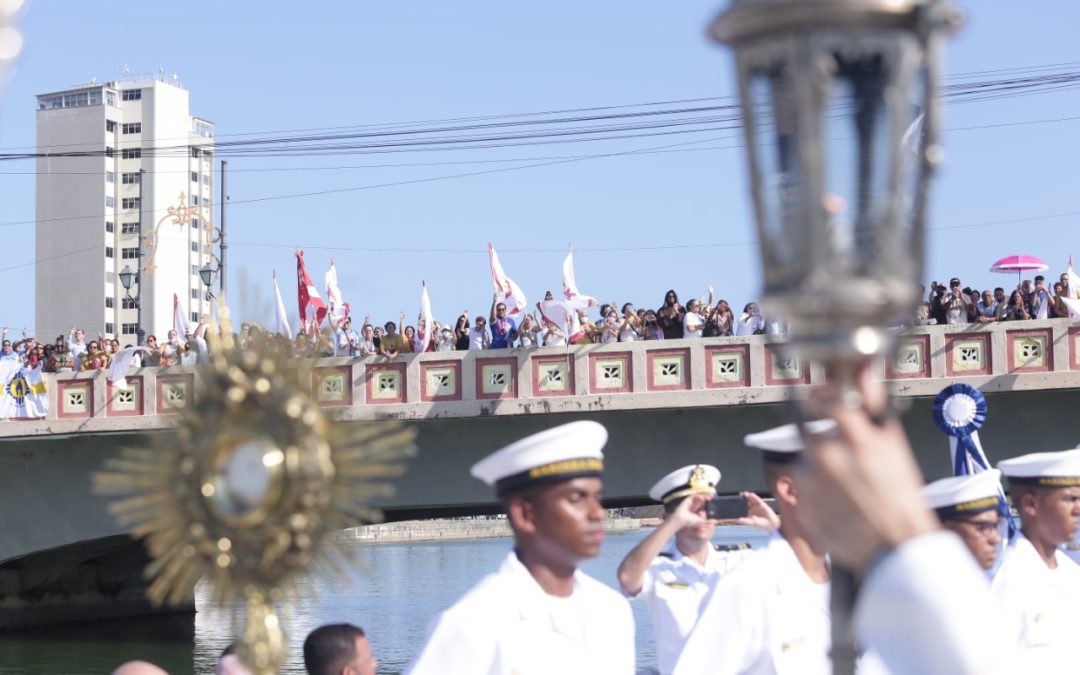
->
[94,303,416,674]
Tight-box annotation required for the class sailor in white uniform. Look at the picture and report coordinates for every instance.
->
[673,421,835,675]
[922,470,1005,572]
[405,420,635,675]
[991,449,1080,670]
[616,464,773,674]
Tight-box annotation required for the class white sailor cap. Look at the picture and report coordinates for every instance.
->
[471,420,607,497]
[743,419,837,464]
[648,464,721,504]
[998,449,1080,488]
[922,470,1002,520]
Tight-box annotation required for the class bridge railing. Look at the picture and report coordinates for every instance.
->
[2,318,1078,437]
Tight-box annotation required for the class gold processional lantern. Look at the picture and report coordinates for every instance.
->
[711,0,961,366]
[96,308,416,675]
[709,2,961,674]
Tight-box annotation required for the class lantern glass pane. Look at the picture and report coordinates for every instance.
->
[821,52,894,276]
[747,64,804,277]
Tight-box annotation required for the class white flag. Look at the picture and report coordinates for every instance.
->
[562,249,597,309]
[538,299,582,343]
[488,243,527,316]
[417,282,434,353]
[0,362,49,419]
[325,259,350,328]
[109,346,152,390]
[273,270,293,337]
[173,293,192,338]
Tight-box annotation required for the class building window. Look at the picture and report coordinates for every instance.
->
[121,247,138,259]
[121,148,141,159]
[105,322,115,335]
[122,197,139,209]
[122,172,140,184]
[122,297,137,309]
[105,246,114,259]
[191,171,199,182]
[105,90,117,107]
[105,221,114,233]
[121,89,142,101]
[105,196,115,208]
[122,323,139,335]
[121,222,139,235]
[191,264,198,275]
[122,122,141,134]
[202,174,210,186]
[191,288,199,300]
[191,195,199,206]
[105,297,114,309]
[105,146,115,157]
[106,120,116,132]
[191,312,199,323]
[106,170,114,183]
[190,242,199,253]
[191,218,200,229]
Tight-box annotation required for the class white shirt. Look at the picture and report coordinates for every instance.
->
[682,312,704,337]
[633,541,753,674]
[857,531,1017,675]
[469,326,490,351]
[673,533,831,675]
[407,550,635,675]
[991,532,1080,670]
[734,314,764,336]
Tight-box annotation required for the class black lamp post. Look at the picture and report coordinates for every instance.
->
[119,264,144,346]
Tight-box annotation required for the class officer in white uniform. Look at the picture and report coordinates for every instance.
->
[406,420,635,675]
[616,464,761,675]
[922,470,1005,571]
[992,449,1080,670]
[674,421,834,675]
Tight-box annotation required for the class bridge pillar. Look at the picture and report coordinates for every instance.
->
[0,535,193,630]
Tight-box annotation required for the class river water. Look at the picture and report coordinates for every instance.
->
[0,526,769,675]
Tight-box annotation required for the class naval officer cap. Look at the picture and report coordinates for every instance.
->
[471,420,608,497]
[998,448,1080,488]
[922,470,1002,520]
[649,464,721,504]
[743,419,837,464]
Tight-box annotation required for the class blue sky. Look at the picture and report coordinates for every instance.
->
[1,1,1078,333]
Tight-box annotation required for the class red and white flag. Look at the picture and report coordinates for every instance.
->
[173,293,192,338]
[538,299,582,343]
[417,282,434,352]
[325,258,350,328]
[296,249,327,333]
[562,249,597,309]
[488,243,527,316]
[272,270,293,337]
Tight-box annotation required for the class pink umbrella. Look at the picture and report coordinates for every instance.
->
[990,254,1049,284]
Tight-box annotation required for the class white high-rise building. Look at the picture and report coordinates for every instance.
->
[35,73,215,343]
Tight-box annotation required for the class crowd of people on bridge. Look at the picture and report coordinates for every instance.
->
[4,269,1077,374]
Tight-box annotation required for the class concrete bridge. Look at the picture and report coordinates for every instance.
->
[3,319,1080,627]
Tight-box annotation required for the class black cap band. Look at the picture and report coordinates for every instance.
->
[494,458,604,497]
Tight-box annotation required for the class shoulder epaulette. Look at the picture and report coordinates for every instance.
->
[714,543,751,552]
[658,551,675,558]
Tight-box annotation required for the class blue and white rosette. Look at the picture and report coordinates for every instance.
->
[933,384,989,476]
[933,383,1015,537]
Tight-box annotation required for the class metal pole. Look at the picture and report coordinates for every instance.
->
[137,168,145,346]
[219,159,227,296]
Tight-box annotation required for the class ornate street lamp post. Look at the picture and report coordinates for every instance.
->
[710,1,961,674]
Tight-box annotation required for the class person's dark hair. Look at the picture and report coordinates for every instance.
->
[303,623,366,675]
[1035,274,1045,282]
[663,289,679,307]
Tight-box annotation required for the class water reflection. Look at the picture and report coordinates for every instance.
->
[3,527,769,675]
